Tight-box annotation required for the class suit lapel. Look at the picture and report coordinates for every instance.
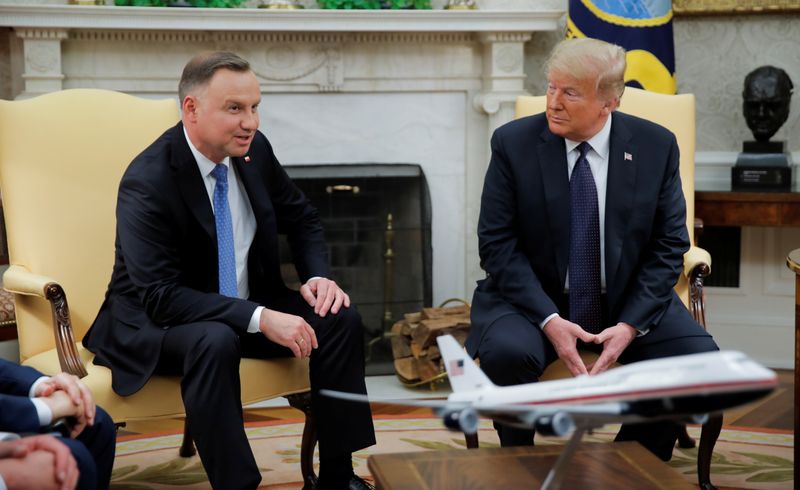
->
[604,113,637,296]
[232,155,281,277]
[170,123,216,241]
[537,128,570,287]
[232,156,276,235]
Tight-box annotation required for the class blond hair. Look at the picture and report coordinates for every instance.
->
[544,38,626,101]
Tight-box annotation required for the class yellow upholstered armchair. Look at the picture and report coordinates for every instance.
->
[512,87,719,489]
[0,89,317,484]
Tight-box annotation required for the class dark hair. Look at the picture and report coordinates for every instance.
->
[178,51,251,103]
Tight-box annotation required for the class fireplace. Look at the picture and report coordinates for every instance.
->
[280,164,432,375]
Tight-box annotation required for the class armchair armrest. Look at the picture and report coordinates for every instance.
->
[2,265,87,377]
[3,265,58,297]
[684,245,711,277]
[683,246,712,329]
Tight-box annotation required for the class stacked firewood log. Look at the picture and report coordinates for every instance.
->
[390,303,470,384]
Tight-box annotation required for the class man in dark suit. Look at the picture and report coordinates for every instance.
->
[466,38,718,461]
[0,359,115,490]
[83,51,375,489]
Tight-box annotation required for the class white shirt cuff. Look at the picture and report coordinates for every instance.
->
[28,376,49,398]
[30,398,52,427]
[541,313,559,330]
[247,306,264,333]
[0,474,7,490]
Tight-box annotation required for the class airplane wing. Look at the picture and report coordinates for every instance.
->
[320,389,630,436]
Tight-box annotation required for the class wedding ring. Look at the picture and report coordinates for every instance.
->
[297,337,305,344]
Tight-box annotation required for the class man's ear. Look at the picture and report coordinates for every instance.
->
[182,95,199,122]
[601,96,620,115]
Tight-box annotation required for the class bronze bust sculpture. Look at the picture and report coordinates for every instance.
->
[742,66,793,144]
[734,66,794,190]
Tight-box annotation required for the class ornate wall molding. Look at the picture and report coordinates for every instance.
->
[68,30,476,45]
[15,28,67,95]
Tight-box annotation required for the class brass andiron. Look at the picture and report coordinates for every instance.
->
[366,213,396,363]
[383,213,395,329]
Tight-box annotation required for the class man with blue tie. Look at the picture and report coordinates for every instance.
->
[466,38,718,461]
[83,51,375,490]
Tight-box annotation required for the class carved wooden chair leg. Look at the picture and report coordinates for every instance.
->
[677,426,696,448]
[464,432,479,449]
[697,413,723,490]
[287,392,318,488]
[179,419,196,457]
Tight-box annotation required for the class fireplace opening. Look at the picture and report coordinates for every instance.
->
[279,164,433,375]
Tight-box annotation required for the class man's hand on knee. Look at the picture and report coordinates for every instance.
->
[259,308,318,358]
[543,316,596,376]
[587,322,637,375]
[300,278,351,318]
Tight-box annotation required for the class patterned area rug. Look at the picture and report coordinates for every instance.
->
[111,416,792,489]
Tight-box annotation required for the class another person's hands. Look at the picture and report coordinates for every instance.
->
[299,278,350,318]
[0,440,25,459]
[542,317,596,376]
[0,435,79,490]
[39,392,85,438]
[587,322,637,375]
[35,373,95,437]
[259,308,318,358]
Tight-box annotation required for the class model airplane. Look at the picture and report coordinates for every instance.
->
[322,335,777,488]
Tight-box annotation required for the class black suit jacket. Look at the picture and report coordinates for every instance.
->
[84,123,328,396]
[0,360,43,432]
[466,111,690,355]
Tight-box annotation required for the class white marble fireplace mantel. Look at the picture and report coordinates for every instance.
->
[0,3,565,306]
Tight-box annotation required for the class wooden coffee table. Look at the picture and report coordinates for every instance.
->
[368,442,693,489]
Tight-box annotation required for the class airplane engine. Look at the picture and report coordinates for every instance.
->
[442,408,479,435]
[534,411,575,437]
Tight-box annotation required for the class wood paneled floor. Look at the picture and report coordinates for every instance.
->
[120,369,794,436]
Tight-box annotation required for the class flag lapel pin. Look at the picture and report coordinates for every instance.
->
[244,155,251,163]
[624,152,633,161]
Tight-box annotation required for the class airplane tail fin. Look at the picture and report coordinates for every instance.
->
[436,335,495,392]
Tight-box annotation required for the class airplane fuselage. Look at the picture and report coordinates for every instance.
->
[448,350,777,417]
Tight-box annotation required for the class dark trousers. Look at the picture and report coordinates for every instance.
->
[154,292,376,490]
[475,297,718,461]
[58,406,116,490]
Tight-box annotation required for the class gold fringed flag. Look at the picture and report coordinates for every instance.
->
[567,0,677,94]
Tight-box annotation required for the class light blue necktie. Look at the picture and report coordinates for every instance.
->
[569,142,602,333]
[211,164,238,298]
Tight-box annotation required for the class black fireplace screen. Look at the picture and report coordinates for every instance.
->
[279,164,432,375]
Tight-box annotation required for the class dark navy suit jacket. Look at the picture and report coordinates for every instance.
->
[0,360,45,433]
[83,123,328,396]
[466,111,690,356]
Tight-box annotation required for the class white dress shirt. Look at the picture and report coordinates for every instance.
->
[183,129,263,332]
